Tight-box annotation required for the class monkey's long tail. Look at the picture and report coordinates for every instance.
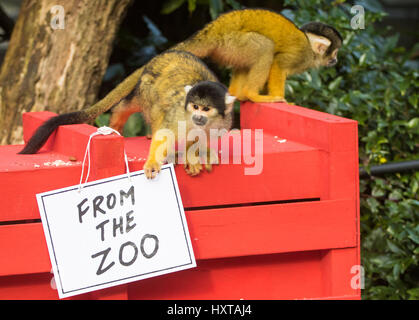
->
[169,23,216,59]
[18,66,144,154]
[170,39,214,59]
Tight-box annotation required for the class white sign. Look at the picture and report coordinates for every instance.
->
[36,164,196,299]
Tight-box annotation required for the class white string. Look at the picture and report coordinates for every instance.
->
[78,126,131,193]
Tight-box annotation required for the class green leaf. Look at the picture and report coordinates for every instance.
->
[123,113,144,137]
[405,227,419,244]
[355,0,384,13]
[366,197,380,213]
[408,94,418,108]
[386,239,405,255]
[407,117,419,129]
[209,0,223,19]
[328,76,343,91]
[388,189,403,201]
[359,53,367,66]
[281,9,295,21]
[392,263,401,278]
[95,114,110,127]
[399,80,410,96]
[407,288,419,299]
[161,0,186,14]
[187,0,196,13]
[225,0,242,9]
[371,185,385,197]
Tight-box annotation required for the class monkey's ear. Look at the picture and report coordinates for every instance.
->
[306,33,331,55]
[184,85,193,94]
[225,94,236,114]
[225,94,236,105]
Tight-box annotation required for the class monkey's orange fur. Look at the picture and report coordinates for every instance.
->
[174,9,340,102]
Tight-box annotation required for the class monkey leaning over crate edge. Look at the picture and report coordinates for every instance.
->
[18,50,236,179]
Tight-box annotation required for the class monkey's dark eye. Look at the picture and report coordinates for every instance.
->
[203,106,210,112]
[193,104,199,110]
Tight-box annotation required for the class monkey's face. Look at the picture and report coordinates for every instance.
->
[325,48,339,67]
[184,82,236,129]
[186,102,219,127]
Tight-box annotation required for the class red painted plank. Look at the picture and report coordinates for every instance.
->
[128,250,326,300]
[0,223,51,276]
[0,272,91,300]
[0,249,359,300]
[0,199,356,276]
[240,102,358,152]
[128,249,358,300]
[321,248,361,298]
[187,199,356,260]
[0,165,82,221]
[0,273,61,300]
[240,102,358,205]
[1,133,322,222]
[126,134,323,209]
[2,105,358,223]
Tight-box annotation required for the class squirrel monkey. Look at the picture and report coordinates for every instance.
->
[174,8,343,102]
[18,7,341,152]
[19,50,236,179]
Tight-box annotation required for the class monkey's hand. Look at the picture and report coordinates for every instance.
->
[184,151,202,176]
[144,159,161,179]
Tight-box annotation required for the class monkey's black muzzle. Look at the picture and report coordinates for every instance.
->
[328,59,337,67]
[192,115,208,126]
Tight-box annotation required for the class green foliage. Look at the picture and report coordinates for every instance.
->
[360,174,419,299]
[162,0,243,19]
[122,113,148,137]
[282,0,419,299]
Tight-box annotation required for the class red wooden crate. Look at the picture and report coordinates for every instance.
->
[0,102,360,300]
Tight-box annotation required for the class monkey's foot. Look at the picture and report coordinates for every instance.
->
[184,162,202,176]
[228,86,240,98]
[144,159,161,179]
[248,94,287,103]
[241,90,287,103]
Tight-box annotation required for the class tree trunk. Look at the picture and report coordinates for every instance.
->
[0,0,132,145]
